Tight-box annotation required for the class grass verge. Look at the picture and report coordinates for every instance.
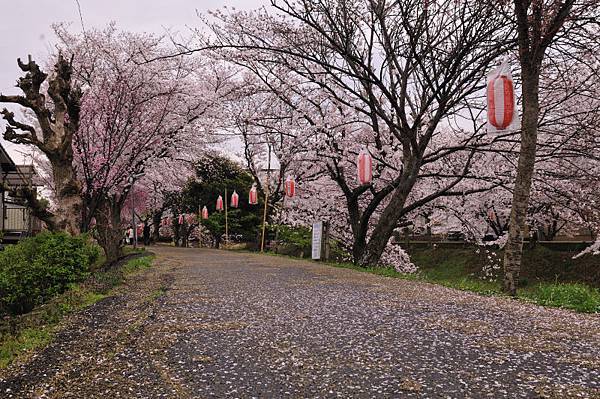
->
[255,248,599,313]
[0,254,155,369]
[519,282,600,313]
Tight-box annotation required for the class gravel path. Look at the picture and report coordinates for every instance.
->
[1,247,599,398]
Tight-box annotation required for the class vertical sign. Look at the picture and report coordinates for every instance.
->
[312,221,323,260]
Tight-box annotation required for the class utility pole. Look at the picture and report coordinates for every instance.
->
[260,144,271,252]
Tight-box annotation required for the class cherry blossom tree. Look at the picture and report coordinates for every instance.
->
[196,0,513,266]
[54,24,230,262]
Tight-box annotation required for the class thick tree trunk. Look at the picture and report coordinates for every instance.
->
[51,157,83,235]
[152,211,162,243]
[143,221,151,246]
[359,184,412,266]
[95,197,124,264]
[352,237,367,264]
[502,72,540,296]
[173,220,181,247]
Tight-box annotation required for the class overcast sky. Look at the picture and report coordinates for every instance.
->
[0,0,267,162]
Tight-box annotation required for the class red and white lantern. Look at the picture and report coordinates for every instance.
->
[202,206,209,220]
[216,195,224,211]
[231,190,239,208]
[249,184,258,205]
[185,213,196,225]
[487,61,518,132]
[285,176,296,198]
[357,150,373,185]
[137,224,143,236]
[178,214,184,224]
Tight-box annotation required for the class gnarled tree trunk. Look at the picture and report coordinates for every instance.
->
[48,155,83,235]
[0,55,83,234]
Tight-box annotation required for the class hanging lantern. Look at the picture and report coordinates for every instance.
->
[137,224,144,236]
[231,190,239,208]
[285,176,296,198]
[216,195,224,211]
[487,60,518,132]
[178,214,184,225]
[249,184,258,205]
[202,206,209,220]
[357,150,373,185]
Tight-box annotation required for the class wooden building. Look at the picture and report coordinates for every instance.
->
[0,144,42,242]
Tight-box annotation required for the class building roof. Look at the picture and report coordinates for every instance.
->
[0,142,17,172]
[5,165,43,187]
[0,143,42,188]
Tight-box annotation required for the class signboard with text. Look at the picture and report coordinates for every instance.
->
[312,221,323,260]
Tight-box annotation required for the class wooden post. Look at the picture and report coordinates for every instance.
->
[273,193,285,254]
[323,221,330,261]
[260,184,269,252]
[260,145,272,252]
[198,204,202,248]
[225,188,229,246]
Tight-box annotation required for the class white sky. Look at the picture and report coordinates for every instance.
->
[0,0,267,163]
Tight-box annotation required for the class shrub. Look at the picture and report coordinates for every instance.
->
[273,225,312,257]
[525,282,600,313]
[0,232,100,315]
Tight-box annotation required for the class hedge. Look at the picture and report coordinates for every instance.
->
[0,232,100,316]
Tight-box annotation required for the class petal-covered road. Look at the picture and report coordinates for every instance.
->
[1,247,599,398]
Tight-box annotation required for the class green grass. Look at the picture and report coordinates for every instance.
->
[261,246,599,313]
[123,246,146,255]
[520,282,600,313]
[0,287,107,369]
[0,254,155,369]
[122,255,153,273]
[0,328,52,368]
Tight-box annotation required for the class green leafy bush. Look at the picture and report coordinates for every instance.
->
[277,225,311,247]
[274,225,312,257]
[0,232,100,315]
[523,282,600,313]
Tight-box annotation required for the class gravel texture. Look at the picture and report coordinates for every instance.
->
[1,247,598,398]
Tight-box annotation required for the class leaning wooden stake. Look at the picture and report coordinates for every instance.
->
[225,188,229,246]
[260,185,269,252]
